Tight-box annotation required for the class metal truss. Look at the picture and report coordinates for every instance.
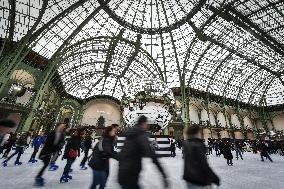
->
[0,0,284,106]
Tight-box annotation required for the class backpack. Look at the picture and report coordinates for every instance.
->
[88,139,104,169]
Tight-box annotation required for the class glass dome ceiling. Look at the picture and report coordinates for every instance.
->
[1,0,284,105]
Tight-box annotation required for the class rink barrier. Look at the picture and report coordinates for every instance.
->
[116,135,173,157]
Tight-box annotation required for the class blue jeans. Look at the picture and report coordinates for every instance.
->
[90,170,107,189]
[235,149,243,159]
[120,183,141,189]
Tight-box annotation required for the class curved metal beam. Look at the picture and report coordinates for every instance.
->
[98,0,206,35]
[205,53,233,92]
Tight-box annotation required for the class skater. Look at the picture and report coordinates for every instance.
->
[2,133,17,158]
[234,141,243,160]
[34,123,65,187]
[170,139,176,157]
[0,119,16,145]
[183,126,220,188]
[28,132,45,163]
[150,137,159,151]
[60,129,81,183]
[259,141,273,162]
[88,126,118,189]
[80,132,92,170]
[118,115,169,189]
[221,140,233,166]
[0,132,11,154]
[214,140,221,157]
[2,132,28,166]
[49,128,70,171]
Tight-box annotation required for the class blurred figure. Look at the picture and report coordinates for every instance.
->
[49,127,70,171]
[28,132,45,163]
[183,126,220,189]
[150,137,159,151]
[34,123,65,187]
[0,132,11,154]
[258,141,273,162]
[0,119,16,144]
[2,132,28,166]
[88,126,118,189]
[2,133,17,158]
[60,129,81,183]
[118,115,168,189]
[170,139,176,157]
[234,140,243,160]
[214,140,221,157]
[80,132,92,170]
[221,140,233,166]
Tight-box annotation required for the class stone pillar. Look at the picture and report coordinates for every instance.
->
[234,131,244,139]
[247,132,255,140]
[203,128,211,142]
[220,130,229,138]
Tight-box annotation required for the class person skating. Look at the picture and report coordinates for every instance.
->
[28,132,45,163]
[34,123,65,187]
[49,128,70,171]
[118,115,169,189]
[60,129,81,183]
[88,126,118,189]
[214,140,221,157]
[183,126,220,189]
[80,132,92,170]
[221,140,233,166]
[258,141,273,162]
[0,132,11,154]
[2,132,28,166]
[170,139,176,157]
[0,119,16,145]
[2,133,17,158]
[234,140,243,160]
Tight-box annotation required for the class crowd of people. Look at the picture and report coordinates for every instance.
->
[0,117,283,189]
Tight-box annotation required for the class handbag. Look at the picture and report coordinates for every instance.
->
[68,148,78,158]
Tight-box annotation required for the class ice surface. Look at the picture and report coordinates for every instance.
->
[0,148,283,189]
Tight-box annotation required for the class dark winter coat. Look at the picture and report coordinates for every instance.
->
[118,126,167,185]
[83,137,93,150]
[64,135,81,159]
[16,134,28,147]
[89,137,117,171]
[39,131,64,159]
[259,143,269,157]
[183,138,220,186]
[221,143,233,160]
[4,134,17,149]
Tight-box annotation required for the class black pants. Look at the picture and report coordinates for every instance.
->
[63,158,75,175]
[30,147,39,160]
[227,159,233,165]
[120,183,141,189]
[3,146,12,158]
[37,156,51,177]
[6,146,24,162]
[50,151,60,164]
[171,149,176,157]
[81,149,89,165]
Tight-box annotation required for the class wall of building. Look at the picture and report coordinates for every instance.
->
[217,112,226,127]
[81,99,121,127]
[272,112,284,131]
[189,105,199,124]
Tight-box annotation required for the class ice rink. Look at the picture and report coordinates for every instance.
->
[0,148,283,189]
